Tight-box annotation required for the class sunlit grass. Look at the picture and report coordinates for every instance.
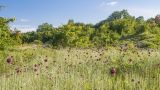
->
[0,45,160,90]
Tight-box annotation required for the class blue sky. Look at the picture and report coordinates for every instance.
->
[0,0,160,32]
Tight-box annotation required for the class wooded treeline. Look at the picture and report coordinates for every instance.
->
[1,10,160,49]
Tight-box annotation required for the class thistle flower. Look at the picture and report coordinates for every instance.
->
[15,67,21,74]
[110,67,116,76]
[129,59,132,62]
[34,64,37,67]
[6,56,14,65]
[131,79,134,82]
[34,69,38,72]
[44,59,48,62]
[46,66,49,69]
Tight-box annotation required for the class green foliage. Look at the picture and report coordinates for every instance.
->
[32,40,42,45]
[14,10,160,48]
[155,15,160,25]
[1,9,160,49]
[0,38,13,50]
[136,16,144,24]
[107,9,133,21]
[0,17,19,50]
[37,23,54,32]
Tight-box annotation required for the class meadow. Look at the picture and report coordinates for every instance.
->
[0,44,159,90]
[1,2,160,90]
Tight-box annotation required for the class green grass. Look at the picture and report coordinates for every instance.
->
[0,45,160,90]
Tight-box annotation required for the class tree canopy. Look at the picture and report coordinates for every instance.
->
[1,9,160,49]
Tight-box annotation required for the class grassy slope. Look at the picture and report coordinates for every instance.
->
[0,45,160,90]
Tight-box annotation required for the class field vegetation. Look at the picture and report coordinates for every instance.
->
[0,45,160,90]
[0,9,160,90]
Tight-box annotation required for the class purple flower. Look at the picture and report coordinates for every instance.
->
[6,56,13,64]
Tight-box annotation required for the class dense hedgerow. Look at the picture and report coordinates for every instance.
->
[21,10,160,48]
[2,10,160,49]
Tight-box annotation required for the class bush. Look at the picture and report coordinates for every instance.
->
[137,41,157,48]
[32,40,43,45]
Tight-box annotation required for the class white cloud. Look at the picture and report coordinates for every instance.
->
[11,25,36,32]
[20,19,29,22]
[19,28,36,32]
[107,1,118,6]
[100,1,118,7]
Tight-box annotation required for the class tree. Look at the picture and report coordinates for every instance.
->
[11,28,22,44]
[136,16,144,23]
[22,31,37,43]
[20,10,160,48]
[147,18,156,27]
[107,10,132,21]
[155,15,160,25]
[37,23,54,32]
[95,10,133,28]
[68,19,74,25]
[0,17,16,49]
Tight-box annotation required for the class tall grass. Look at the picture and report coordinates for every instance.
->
[0,45,160,90]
